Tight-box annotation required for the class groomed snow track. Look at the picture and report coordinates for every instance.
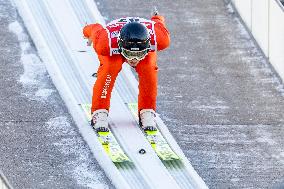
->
[13,0,208,188]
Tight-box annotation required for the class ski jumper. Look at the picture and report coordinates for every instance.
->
[83,15,170,113]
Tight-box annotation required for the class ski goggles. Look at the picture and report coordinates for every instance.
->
[121,48,149,61]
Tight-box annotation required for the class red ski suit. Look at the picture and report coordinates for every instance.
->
[83,15,170,113]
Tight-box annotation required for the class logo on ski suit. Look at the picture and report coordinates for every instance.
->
[105,17,157,56]
[101,74,111,99]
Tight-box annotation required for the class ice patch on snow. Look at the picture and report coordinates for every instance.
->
[185,18,201,25]
[9,21,25,40]
[20,42,31,53]
[189,96,230,112]
[74,163,108,189]
[183,10,201,26]
[255,126,277,145]
[256,136,277,146]
[249,64,284,97]
[174,95,183,98]
[46,116,77,135]
[46,116,109,189]
[9,21,54,101]
[225,2,235,14]
[194,105,229,111]
[35,89,55,99]
[255,128,284,165]
[19,54,45,85]
[272,152,284,165]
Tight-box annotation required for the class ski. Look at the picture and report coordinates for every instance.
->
[127,103,180,161]
[80,104,130,163]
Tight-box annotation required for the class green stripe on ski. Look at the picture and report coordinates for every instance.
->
[97,131,130,162]
[80,103,130,163]
[97,131,109,137]
[145,130,158,136]
[127,103,180,161]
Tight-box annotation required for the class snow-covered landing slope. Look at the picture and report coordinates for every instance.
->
[12,0,208,188]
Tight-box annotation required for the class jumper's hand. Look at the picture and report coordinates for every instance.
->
[83,22,93,46]
[152,6,159,16]
[84,36,92,46]
[87,38,92,46]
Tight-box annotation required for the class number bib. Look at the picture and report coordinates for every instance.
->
[106,17,157,56]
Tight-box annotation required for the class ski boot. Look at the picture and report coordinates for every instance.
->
[91,109,109,132]
[139,109,158,131]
